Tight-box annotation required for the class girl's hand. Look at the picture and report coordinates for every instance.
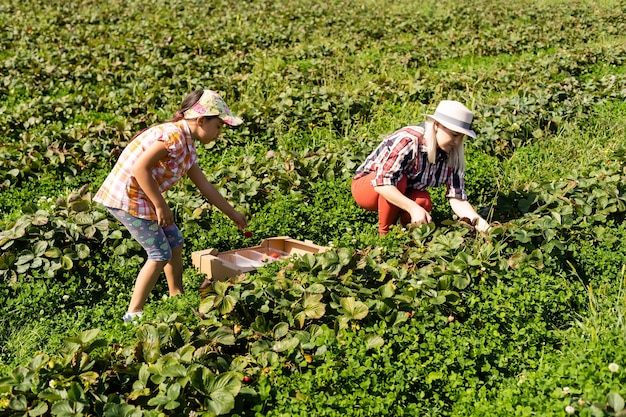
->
[229,210,248,230]
[156,203,174,227]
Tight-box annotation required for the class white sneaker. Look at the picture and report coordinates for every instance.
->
[122,311,143,323]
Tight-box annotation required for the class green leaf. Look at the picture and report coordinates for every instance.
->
[206,390,236,416]
[364,334,385,350]
[273,322,290,339]
[379,281,396,298]
[44,247,62,259]
[429,295,446,305]
[452,274,471,290]
[75,243,90,259]
[28,401,48,416]
[303,293,326,319]
[272,337,301,352]
[147,394,171,407]
[103,403,143,417]
[16,252,34,266]
[32,241,48,257]
[208,327,236,345]
[127,388,151,401]
[67,381,87,404]
[212,371,242,397]
[297,253,318,270]
[307,283,326,294]
[426,371,443,384]
[50,401,75,416]
[167,382,182,402]
[63,329,100,350]
[69,200,90,212]
[214,280,232,296]
[162,363,187,378]
[218,295,237,315]
[177,345,195,363]
[608,392,625,412]
[103,402,143,417]
[9,394,27,411]
[0,252,17,269]
[189,366,215,396]
[61,255,74,270]
[340,297,369,320]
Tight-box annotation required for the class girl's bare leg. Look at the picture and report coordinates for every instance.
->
[127,259,168,313]
[164,245,184,296]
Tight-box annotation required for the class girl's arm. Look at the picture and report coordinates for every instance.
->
[375,185,432,224]
[186,163,248,230]
[132,141,173,226]
[448,197,490,232]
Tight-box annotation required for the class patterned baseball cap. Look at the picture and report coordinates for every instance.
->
[183,90,243,126]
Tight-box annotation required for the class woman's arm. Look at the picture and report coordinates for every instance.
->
[132,141,173,226]
[448,197,490,232]
[186,163,248,230]
[375,185,432,224]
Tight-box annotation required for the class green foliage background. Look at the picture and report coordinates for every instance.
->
[1,0,626,415]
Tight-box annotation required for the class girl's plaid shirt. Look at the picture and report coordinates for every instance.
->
[94,120,198,220]
[353,125,467,200]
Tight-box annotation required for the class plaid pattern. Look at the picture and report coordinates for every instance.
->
[94,121,198,220]
[354,125,467,200]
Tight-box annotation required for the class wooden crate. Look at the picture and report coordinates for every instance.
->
[191,236,328,280]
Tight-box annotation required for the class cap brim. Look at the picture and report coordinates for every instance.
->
[221,115,243,127]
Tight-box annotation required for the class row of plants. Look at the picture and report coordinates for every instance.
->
[2,43,625,195]
[2,144,626,414]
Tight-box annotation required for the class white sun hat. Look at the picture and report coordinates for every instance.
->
[424,100,476,138]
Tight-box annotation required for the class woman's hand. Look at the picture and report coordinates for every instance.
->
[474,217,491,233]
[408,204,432,225]
[449,197,490,232]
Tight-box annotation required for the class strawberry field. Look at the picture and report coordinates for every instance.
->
[1,0,626,415]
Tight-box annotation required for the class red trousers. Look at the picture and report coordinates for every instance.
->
[351,173,432,235]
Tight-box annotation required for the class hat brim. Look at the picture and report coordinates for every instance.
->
[425,114,476,139]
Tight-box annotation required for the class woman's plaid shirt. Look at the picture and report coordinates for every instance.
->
[353,125,467,200]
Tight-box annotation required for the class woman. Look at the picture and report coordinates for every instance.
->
[351,100,489,235]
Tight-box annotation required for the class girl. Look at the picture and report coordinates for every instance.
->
[351,100,490,236]
[94,89,248,322]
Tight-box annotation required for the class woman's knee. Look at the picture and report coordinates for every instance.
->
[417,197,433,212]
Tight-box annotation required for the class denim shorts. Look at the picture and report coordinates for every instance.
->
[107,208,184,261]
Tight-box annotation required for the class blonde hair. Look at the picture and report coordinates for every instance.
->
[423,120,465,173]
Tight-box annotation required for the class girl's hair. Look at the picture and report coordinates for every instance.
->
[423,120,465,173]
[169,90,204,122]
[128,90,205,143]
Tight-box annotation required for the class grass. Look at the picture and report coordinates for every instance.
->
[502,99,625,190]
